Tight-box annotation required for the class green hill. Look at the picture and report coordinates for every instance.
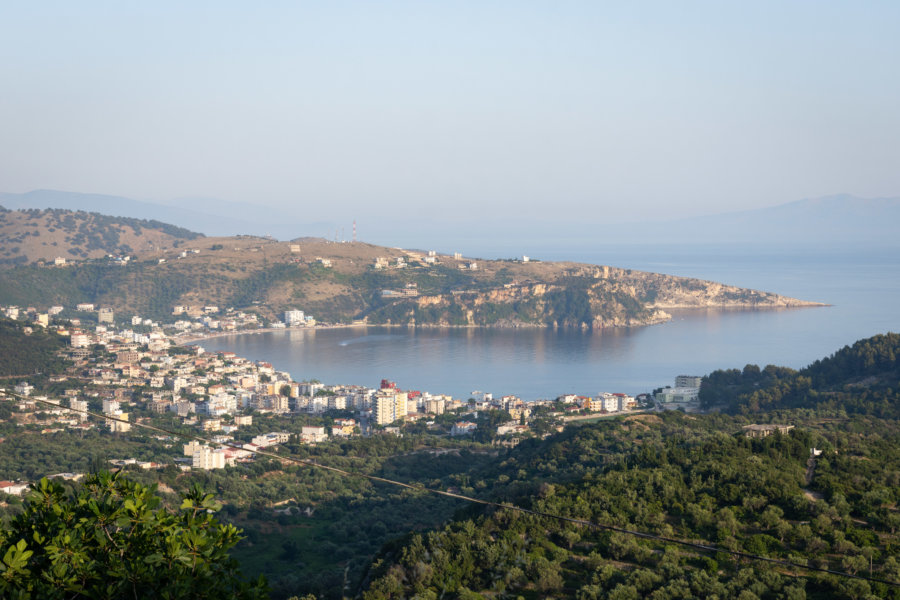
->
[351,336,900,599]
[358,409,900,599]
[0,317,70,376]
[700,333,900,416]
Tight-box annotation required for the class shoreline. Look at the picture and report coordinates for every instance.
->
[178,323,368,345]
[177,302,829,346]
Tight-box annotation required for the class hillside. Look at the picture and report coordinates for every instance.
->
[700,332,900,416]
[358,412,900,599]
[353,336,900,600]
[0,206,202,265]
[0,233,822,328]
[0,317,70,376]
[0,189,332,241]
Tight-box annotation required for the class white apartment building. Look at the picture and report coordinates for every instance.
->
[107,411,130,433]
[69,399,89,422]
[284,310,305,326]
[14,382,34,396]
[192,445,225,470]
[70,332,91,348]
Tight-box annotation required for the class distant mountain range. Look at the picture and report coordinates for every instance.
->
[647,193,900,246]
[414,193,900,255]
[1,189,898,251]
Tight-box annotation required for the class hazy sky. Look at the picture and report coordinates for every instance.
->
[2,2,899,225]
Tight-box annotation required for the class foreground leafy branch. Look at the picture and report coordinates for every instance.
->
[0,471,268,599]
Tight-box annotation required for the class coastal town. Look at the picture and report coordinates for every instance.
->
[0,300,702,493]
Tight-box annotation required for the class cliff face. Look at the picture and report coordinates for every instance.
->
[366,265,821,329]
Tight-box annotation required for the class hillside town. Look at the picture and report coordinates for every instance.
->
[0,301,701,493]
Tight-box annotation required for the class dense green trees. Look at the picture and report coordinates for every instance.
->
[360,411,900,599]
[701,333,900,416]
[0,317,69,376]
[0,471,266,599]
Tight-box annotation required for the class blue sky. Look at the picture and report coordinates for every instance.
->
[2,1,899,226]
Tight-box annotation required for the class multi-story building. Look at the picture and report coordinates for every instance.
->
[251,432,291,447]
[69,399,89,422]
[655,387,700,404]
[192,445,225,470]
[14,382,33,396]
[300,426,328,444]
[284,310,305,326]
[423,397,445,415]
[675,375,702,388]
[374,390,405,426]
[201,419,222,432]
[106,411,130,433]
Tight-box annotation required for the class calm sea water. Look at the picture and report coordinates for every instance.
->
[198,244,900,400]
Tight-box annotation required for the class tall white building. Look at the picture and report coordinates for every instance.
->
[374,390,407,425]
[284,310,305,326]
[69,399,89,422]
[192,445,225,470]
[374,394,395,425]
[601,394,619,412]
[70,332,90,348]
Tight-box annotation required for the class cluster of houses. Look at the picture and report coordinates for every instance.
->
[557,392,639,413]
[1,301,684,493]
[3,299,312,342]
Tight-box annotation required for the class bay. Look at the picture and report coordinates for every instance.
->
[197,244,900,400]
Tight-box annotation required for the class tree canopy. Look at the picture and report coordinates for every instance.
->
[0,471,267,600]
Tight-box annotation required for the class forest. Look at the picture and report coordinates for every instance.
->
[358,411,900,599]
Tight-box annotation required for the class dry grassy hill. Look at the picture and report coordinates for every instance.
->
[0,211,824,328]
[0,207,202,265]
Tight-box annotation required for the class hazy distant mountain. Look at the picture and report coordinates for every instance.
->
[0,190,334,240]
[388,193,900,256]
[662,194,900,246]
[3,190,896,254]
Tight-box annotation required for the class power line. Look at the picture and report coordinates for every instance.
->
[13,392,900,589]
